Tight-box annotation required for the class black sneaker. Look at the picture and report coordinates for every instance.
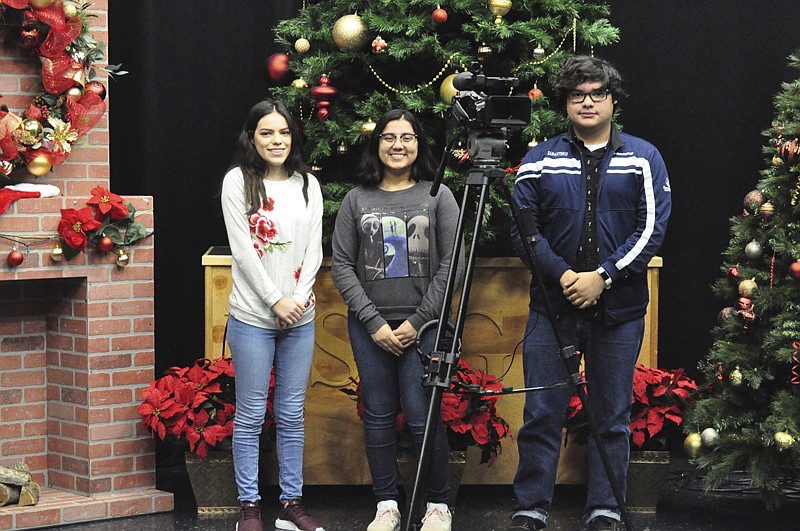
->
[509,514,546,530]
[586,516,621,531]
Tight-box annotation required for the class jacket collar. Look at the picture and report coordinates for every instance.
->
[563,124,624,152]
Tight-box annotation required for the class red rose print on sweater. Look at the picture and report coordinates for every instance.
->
[249,198,291,256]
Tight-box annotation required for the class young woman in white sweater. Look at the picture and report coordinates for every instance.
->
[221,99,324,531]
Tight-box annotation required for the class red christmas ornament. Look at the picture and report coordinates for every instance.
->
[371,35,387,54]
[265,53,290,83]
[84,80,107,101]
[309,74,339,124]
[737,297,753,311]
[726,266,740,282]
[98,236,114,252]
[528,86,544,100]
[778,137,800,165]
[789,260,800,279]
[432,7,448,24]
[7,249,24,267]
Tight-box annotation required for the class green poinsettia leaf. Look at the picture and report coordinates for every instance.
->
[124,223,147,244]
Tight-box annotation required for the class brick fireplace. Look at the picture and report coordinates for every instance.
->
[0,2,173,529]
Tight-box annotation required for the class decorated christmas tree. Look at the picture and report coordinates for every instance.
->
[685,49,800,507]
[267,0,619,242]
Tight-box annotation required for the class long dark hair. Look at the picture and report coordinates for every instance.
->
[357,109,437,187]
[228,98,309,215]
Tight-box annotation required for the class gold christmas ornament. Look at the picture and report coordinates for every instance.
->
[115,248,130,267]
[700,427,719,447]
[50,244,63,262]
[311,164,323,174]
[533,43,546,60]
[683,433,702,457]
[291,78,308,89]
[759,202,775,218]
[63,1,79,17]
[488,0,512,24]
[336,141,348,155]
[729,366,743,386]
[65,86,83,101]
[17,118,43,146]
[737,278,757,297]
[477,43,492,63]
[27,154,52,176]
[332,14,368,51]
[294,37,311,54]
[528,138,539,149]
[774,431,795,451]
[360,119,376,135]
[772,155,783,167]
[439,73,458,104]
[29,0,54,8]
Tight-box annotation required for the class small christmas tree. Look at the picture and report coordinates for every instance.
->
[268,0,619,243]
[686,49,800,508]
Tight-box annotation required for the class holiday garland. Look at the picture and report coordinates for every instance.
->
[0,0,123,177]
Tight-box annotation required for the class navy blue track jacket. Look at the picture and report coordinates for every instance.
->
[511,126,672,325]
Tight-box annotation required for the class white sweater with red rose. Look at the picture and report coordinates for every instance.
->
[221,167,323,330]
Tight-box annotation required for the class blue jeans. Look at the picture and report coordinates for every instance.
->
[348,315,450,504]
[227,316,315,504]
[512,311,643,525]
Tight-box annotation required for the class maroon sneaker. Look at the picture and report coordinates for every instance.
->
[236,501,263,531]
[275,499,325,531]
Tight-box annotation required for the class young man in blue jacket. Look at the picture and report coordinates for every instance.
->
[508,55,672,531]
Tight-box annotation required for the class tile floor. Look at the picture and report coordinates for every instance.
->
[34,457,798,531]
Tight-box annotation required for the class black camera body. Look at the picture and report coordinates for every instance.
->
[448,63,531,168]
[450,64,531,130]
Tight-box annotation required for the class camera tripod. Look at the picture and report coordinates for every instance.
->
[403,151,636,531]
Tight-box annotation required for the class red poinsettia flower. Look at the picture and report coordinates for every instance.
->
[341,358,512,465]
[138,356,276,458]
[87,185,129,220]
[58,206,102,251]
[566,364,698,450]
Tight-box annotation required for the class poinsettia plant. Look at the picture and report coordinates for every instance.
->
[138,356,276,458]
[57,185,148,258]
[341,358,512,464]
[566,364,699,451]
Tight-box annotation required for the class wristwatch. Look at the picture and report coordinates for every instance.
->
[596,267,612,290]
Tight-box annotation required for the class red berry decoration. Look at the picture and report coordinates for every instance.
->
[7,249,24,267]
[432,7,448,24]
[98,236,114,252]
[789,260,800,279]
[265,53,289,83]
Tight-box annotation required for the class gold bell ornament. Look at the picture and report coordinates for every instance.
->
[115,248,130,267]
[50,244,64,262]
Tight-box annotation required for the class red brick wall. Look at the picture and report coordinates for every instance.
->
[0,1,157,498]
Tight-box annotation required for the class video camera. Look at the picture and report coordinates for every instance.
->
[449,62,531,130]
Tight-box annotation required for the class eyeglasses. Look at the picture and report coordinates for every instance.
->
[378,133,418,145]
[568,89,611,104]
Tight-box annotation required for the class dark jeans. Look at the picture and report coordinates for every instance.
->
[348,314,450,504]
[513,311,644,525]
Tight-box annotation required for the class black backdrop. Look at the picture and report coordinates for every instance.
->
[108,2,800,377]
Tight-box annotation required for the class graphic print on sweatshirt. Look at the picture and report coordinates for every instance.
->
[248,197,291,258]
[360,209,430,281]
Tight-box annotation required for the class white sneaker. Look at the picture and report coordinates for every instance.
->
[367,500,401,531]
[420,502,451,531]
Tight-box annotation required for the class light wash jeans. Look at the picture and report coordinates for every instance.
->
[348,315,450,504]
[227,316,315,504]
[512,311,643,526]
